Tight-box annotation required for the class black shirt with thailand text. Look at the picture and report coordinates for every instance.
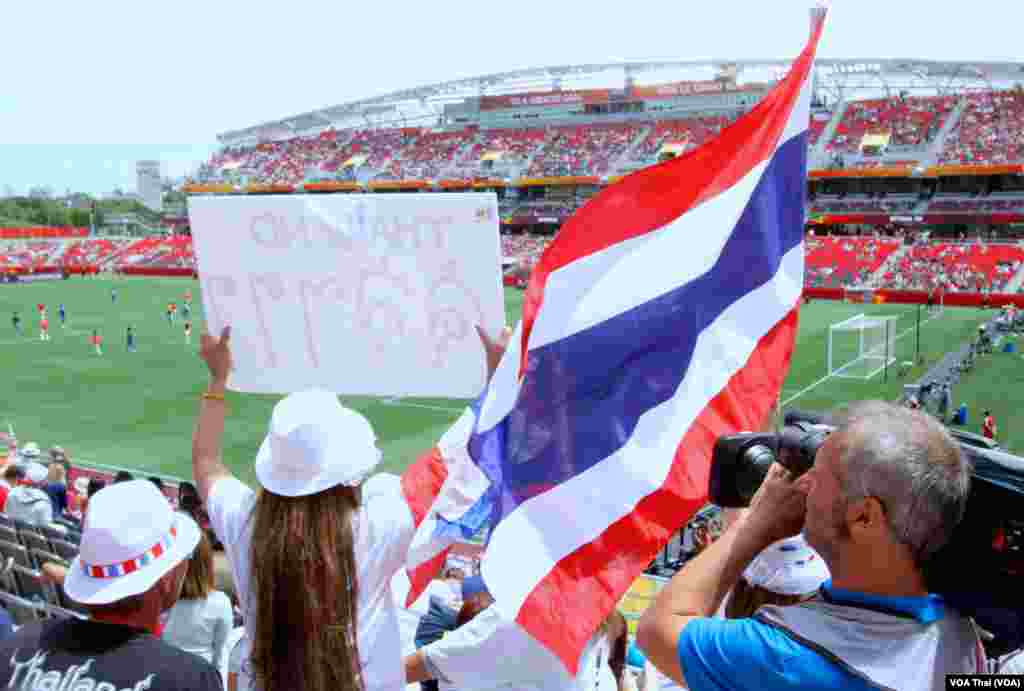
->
[0,618,222,691]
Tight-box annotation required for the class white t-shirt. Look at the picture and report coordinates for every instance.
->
[162,590,234,668]
[208,473,415,691]
[421,605,617,691]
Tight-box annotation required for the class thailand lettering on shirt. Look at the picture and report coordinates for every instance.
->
[7,651,156,691]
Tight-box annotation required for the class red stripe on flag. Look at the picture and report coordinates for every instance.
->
[401,447,452,606]
[401,447,449,529]
[518,20,823,376]
[514,306,801,673]
[406,548,452,608]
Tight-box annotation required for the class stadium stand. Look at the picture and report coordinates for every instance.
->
[0,241,66,270]
[526,124,646,177]
[880,241,1024,292]
[460,129,549,178]
[627,116,732,169]
[929,197,1024,212]
[826,95,957,153]
[115,235,194,270]
[803,235,900,288]
[940,90,1024,165]
[60,238,131,268]
[376,130,477,181]
[810,198,917,213]
[808,110,832,146]
[501,233,550,264]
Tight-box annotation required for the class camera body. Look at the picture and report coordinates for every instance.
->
[709,420,830,508]
[708,413,1024,655]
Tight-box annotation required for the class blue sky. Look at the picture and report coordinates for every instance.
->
[1,1,1020,196]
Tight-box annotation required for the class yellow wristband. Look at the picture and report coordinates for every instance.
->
[201,392,226,402]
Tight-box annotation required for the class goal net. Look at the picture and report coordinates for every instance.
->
[828,313,900,380]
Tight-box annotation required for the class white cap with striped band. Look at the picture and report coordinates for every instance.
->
[63,480,201,605]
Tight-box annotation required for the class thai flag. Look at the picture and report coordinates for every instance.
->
[401,8,827,673]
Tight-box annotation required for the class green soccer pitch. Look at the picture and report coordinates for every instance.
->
[0,277,1004,485]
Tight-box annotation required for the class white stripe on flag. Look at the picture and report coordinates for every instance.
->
[525,76,812,355]
[780,72,813,152]
[482,244,804,617]
[526,156,771,353]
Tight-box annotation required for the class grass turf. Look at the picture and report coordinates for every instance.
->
[0,277,1005,485]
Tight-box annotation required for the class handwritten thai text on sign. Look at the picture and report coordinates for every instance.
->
[188,194,504,398]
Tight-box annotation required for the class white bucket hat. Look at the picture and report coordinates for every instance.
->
[254,389,381,497]
[743,535,830,596]
[64,480,201,605]
[19,442,40,459]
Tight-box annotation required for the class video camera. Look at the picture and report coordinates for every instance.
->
[709,410,1024,655]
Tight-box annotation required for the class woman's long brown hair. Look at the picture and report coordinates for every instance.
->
[249,484,363,691]
[179,529,213,601]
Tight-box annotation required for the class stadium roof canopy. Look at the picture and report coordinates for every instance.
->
[217,59,1024,146]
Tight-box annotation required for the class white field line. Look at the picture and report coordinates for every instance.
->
[379,399,465,413]
[782,307,945,407]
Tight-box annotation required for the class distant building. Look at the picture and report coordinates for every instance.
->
[136,160,163,211]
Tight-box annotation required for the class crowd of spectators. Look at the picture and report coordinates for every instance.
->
[61,238,130,268]
[526,124,646,178]
[0,241,66,269]
[501,232,550,264]
[115,235,194,270]
[941,91,1024,165]
[188,89,1024,187]
[879,241,1024,292]
[460,129,549,178]
[630,116,733,165]
[827,95,956,153]
[804,235,900,287]
[929,197,1024,212]
[375,130,477,181]
[808,110,832,145]
[810,198,917,214]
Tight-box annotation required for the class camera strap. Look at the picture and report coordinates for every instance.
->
[754,598,984,690]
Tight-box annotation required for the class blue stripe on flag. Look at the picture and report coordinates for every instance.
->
[469,132,808,526]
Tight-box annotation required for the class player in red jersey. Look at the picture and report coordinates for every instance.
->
[39,316,50,341]
[91,329,103,355]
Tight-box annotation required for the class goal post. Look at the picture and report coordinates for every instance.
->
[828,313,900,380]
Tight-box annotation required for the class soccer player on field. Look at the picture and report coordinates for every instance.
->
[39,315,50,342]
[11,313,21,336]
[111,287,117,304]
[91,329,103,355]
[58,303,66,329]
[184,320,193,344]
[126,326,136,353]
[182,301,192,320]
[166,302,174,325]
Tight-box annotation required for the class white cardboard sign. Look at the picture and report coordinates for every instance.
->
[188,193,504,398]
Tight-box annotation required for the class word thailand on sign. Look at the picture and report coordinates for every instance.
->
[188,193,505,398]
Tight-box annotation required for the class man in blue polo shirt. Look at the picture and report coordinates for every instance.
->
[638,401,983,690]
